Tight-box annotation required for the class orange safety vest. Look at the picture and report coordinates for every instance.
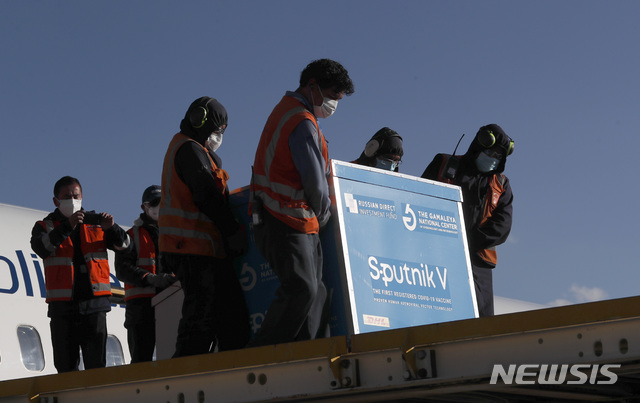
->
[40,219,112,302]
[437,155,506,266]
[252,95,329,234]
[159,132,229,258]
[124,225,157,301]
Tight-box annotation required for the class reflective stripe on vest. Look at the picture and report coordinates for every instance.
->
[46,288,73,300]
[43,257,73,267]
[252,174,315,220]
[159,133,227,257]
[124,225,157,301]
[84,252,108,262]
[41,218,112,302]
[252,96,328,233]
[263,106,309,179]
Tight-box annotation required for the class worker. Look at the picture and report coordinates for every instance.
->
[421,124,514,317]
[30,175,130,372]
[115,185,176,363]
[249,59,354,346]
[352,127,404,172]
[158,96,250,357]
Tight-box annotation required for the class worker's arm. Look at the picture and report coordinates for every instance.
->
[30,215,72,259]
[114,233,150,287]
[174,142,240,236]
[289,119,331,227]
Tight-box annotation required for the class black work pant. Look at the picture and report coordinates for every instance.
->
[163,254,250,357]
[50,311,107,373]
[472,265,494,317]
[249,211,326,346]
[125,298,155,363]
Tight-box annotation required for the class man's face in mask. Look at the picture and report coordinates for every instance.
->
[308,82,344,119]
[143,200,160,222]
[54,183,83,217]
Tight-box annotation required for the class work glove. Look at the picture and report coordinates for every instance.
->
[146,273,177,289]
[226,226,248,257]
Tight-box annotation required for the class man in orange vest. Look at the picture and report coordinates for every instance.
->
[115,185,176,363]
[421,124,514,317]
[249,59,354,346]
[159,97,250,357]
[30,175,130,372]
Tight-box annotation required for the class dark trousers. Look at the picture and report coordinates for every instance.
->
[249,211,326,346]
[125,298,155,363]
[163,254,250,357]
[50,311,107,373]
[472,265,494,317]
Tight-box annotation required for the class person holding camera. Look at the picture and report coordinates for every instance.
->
[115,185,176,363]
[30,175,130,373]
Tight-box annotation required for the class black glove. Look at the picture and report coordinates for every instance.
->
[146,273,177,289]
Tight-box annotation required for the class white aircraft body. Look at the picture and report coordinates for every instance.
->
[0,199,543,383]
[0,203,129,381]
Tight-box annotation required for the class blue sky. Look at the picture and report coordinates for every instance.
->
[2,1,639,306]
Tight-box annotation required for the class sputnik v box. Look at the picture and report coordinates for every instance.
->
[323,160,477,334]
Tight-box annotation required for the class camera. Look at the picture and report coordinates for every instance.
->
[83,212,102,225]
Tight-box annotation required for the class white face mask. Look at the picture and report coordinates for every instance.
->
[311,86,338,119]
[145,205,160,221]
[205,132,223,153]
[314,98,338,119]
[57,198,82,217]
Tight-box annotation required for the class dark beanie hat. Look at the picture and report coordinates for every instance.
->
[365,127,403,158]
[470,124,512,155]
[180,96,228,143]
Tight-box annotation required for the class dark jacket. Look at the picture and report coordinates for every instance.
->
[421,125,513,268]
[115,213,158,287]
[174,121,239,239]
